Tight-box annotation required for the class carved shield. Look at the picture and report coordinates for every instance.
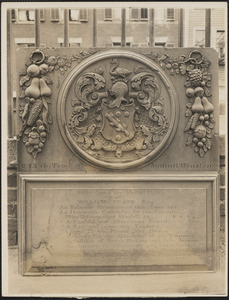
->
[101,102,136,144]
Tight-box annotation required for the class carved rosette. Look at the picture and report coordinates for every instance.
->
[58,50,178,169]
[144,50,214,157]
[18,49,99,158]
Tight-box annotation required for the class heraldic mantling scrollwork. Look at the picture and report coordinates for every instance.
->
[68,58,168,160]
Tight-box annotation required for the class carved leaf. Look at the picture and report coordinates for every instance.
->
[186,102,192,108]
[42,76,52,85]
[159,61,165,69]
[159,54,169,61]
[203,145,208,152]
[155,98,164,105]
[185,108,192,117]
[77,135,84,143]
[48,113,53,124]
[206,133,212,139]
[194,146,199,152]
[84,136,92,149]
[23,136,28,143]
[22,103,29,121]
[199,148,205,157]
[48,66,55,72]
[74,73,106,107]
[153,134,160,142]
[206,138,211,149]
[32,150,38,158]
[20,75,31,86]
[179,64,187,75]
[204,86,212,97]
[186,135,192,146]
[19,89,26,99]
[24,128,31,135]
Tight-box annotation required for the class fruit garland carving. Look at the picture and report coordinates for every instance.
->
[19,49,99,158]
[144,50,214,157]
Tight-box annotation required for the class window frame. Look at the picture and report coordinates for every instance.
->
[104,8,113,21]
[79,8,88,22]
[194,28,205,48]
[215,29,225,59]
[15,9,45,23]
[166,8,175,21]
[51,8,60,22]
[131,8,148,21]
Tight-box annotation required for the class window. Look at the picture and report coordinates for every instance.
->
[11,9,16,22]
[104,8,112,20]
[79,9,88,21]
[68,9,88,22]
[112,42,130,47]
[69,9,79,21]
[51,8,60,21]
[39,9,45,22]
[155,42,166,47]
[167,8,175,21]
[18,9,34,22]
[131,8,148,21]
[195,29,205,47]
[141,8,148,20]
[58,37,82,47]
[15,9,45,23]
[216,30,225,59]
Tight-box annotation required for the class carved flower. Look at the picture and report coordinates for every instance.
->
[47,56,57,66]
[57,58,66,67]
[19,102,25,117]
[166,61,180,75]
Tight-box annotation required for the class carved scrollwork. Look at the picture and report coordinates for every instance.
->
[72,73,106,109]
[65,56,170,167]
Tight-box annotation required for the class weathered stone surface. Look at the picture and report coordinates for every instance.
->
[16,48,219,172]
[8,171,17,187]
[19,174,218,274]
[16,48,220,277]
[7,138,18,167]
[8,218,17,247]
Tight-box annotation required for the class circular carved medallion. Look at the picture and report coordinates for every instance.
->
[57,50,179,169]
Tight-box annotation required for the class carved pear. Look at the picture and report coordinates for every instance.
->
[25,78,40,99]
[202,97,214,113]
[39,78,51,97]
[191,96,204,113]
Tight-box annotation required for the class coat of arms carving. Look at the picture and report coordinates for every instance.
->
[58,50,178,169]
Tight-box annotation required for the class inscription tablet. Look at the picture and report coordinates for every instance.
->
[19,175,217,274]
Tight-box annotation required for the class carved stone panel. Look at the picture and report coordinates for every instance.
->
[16,48,219,172]
[18,173,218,275]
[57,50,179,169]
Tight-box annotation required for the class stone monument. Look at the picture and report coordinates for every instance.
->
[17,48,219,275]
